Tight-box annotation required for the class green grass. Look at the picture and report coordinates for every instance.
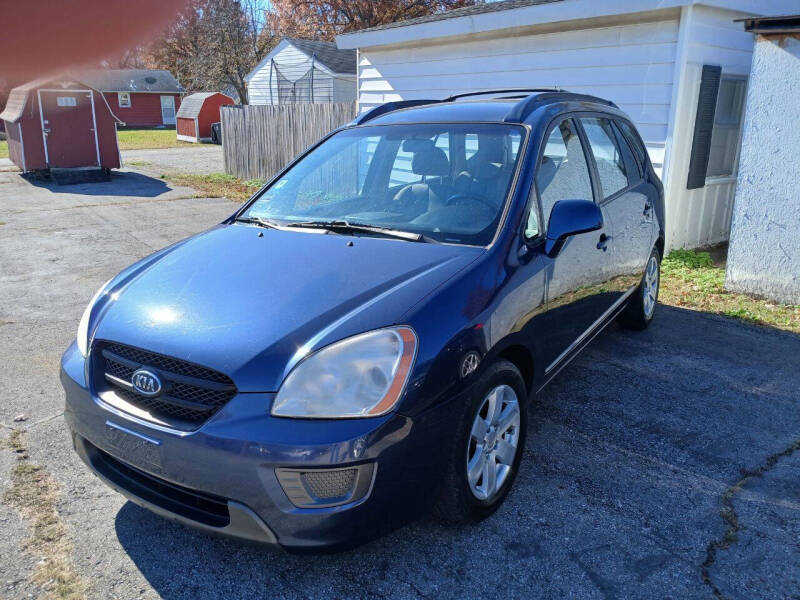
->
[0,139,8,159]
[164,172,265,201]
[660,249,800,333]
[116,129,195,150]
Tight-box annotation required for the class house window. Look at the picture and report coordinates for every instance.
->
[118,92,131,108]
[706,77,747,178]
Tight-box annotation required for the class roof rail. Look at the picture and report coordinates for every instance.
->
[504,91,619,123]
[349,89,619,127]
[352,99,440,125]
[444,88,563,102]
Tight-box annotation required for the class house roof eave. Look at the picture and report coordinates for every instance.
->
[335,0,790,50]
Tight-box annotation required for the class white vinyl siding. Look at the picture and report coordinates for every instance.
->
[248,43,356,105]
[356,19,679,177]
[662,5,756,250]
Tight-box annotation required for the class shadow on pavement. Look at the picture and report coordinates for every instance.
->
[112,306,800,600]
[23,170,171,197]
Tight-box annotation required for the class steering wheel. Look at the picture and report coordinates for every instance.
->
[444,192,496,212]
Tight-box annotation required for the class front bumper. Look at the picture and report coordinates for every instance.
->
[61,342,454,552]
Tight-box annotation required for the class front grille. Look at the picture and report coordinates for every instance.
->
[86,440,230,527]
[94,341,237,429]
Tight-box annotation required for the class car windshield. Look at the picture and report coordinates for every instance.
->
[240,123,526,246]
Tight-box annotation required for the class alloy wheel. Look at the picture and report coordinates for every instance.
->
[466,384,521,501]
[643,255,659,319]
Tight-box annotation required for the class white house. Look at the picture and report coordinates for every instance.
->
[336,0,797,250]
[246,38,357,105]
[725,15,800,304]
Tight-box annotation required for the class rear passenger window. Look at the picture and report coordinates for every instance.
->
[617,120,648,173]
[389,145,418,187]
[580,117,633,199]
[529,118,594,238]
[611,122,641,181]
[465,133,479,161]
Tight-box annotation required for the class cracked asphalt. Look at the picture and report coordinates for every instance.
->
[1,154,799,599]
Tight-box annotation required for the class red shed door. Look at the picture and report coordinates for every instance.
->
[39,90,99,168]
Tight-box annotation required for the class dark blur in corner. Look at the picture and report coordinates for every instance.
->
[0,0,187,83]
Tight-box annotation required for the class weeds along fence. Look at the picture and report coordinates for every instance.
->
[221,103,357,181]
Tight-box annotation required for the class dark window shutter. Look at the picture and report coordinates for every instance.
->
[687,65,722,189]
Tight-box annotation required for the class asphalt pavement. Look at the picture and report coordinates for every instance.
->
[1,155,798,599]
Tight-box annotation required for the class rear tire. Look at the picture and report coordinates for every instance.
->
[619,246,661,331]
[434,360,528,523]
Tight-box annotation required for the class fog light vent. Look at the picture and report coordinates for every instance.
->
[275,463,375,508]
[302,468,357,499]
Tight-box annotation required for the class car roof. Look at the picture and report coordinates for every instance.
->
[350,90,628,128]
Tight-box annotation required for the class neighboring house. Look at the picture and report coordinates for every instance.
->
[337,0,796,251]
[725,15,800,304]
[79,69,183,128]
[246,38,357,105]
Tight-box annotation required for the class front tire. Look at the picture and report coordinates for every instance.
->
[435,360,528,523]
[619,246,661,330]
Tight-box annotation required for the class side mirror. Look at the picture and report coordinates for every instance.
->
[544,199,603,258]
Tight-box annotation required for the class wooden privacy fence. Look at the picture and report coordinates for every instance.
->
[221,103,357,181]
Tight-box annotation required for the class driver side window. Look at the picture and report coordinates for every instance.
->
[526,118,593,239]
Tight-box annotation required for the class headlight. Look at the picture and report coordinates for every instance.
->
[271,327,417,418]
[76,281,110,357]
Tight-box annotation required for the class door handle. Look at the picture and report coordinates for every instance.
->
[597,233,611,251]
[643,201,652,217]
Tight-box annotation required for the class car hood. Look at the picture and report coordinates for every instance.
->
[93,224,481,391]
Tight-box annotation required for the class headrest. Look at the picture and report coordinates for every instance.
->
[402,138,435,152]
[474,162,503,180]
[412,147,450,177]
[476,135,505,162]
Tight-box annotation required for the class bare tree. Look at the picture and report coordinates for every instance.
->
[141,0,477,103]
[147,0,272,103]
[203,0,274,103]
[267,0,479,41]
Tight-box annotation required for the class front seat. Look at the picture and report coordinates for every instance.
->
[393,146,451,216]
[454,134,514,208]
[453,162,504,204]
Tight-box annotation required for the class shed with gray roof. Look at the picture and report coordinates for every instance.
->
[176,92,234,142]
[246,38,356,105]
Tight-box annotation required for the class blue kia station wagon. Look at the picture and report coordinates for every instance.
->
[61,89,665,552]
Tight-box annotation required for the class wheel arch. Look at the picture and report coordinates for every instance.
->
[654,235,665,260]
[486,341,538,398]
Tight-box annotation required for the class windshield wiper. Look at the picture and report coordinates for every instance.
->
[235,216,281,229]
[284,220,434,243]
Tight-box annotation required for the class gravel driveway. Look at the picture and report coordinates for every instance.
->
[1,165,799,600]
[121,145,223,176]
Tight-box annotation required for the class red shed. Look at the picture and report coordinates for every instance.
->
[0,76,121,172]
[176,92,234,142]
